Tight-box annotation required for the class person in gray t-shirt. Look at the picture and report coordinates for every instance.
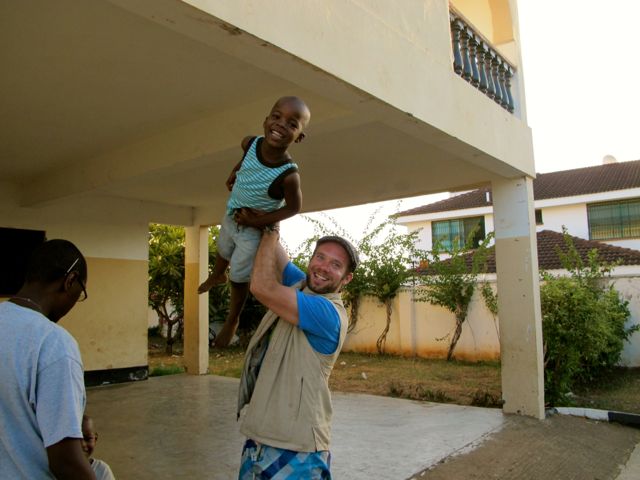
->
[0,239,95,479]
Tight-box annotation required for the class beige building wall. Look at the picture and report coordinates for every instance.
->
[343,275,640,367]
[343,285,501,362]
[177,0,534,176]
[65,257,148,371]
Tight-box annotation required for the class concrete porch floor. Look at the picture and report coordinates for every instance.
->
[86,374,504,479]
[87,374,640,479]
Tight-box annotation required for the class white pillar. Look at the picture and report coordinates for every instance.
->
[492,176,545,419]
[183,225,210,375]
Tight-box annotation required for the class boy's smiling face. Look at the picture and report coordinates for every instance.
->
[263,97,310,149]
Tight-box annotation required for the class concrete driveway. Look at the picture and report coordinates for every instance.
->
[87,374,640,479]
[86,374,504,479]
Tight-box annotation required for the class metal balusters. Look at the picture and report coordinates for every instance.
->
[459,23,473,81]
[449,10,516,113]
[491,56,503,105]
[485,49,496,99]
[468,33,481,86]
[451,15,463,75]
[504,66,515,112]
[498,62,510,109]
[477,39,489,93]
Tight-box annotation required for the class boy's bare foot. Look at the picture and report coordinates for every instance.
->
[197,273,228,294]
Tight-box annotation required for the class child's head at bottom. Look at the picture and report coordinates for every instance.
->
[81,414,98,459]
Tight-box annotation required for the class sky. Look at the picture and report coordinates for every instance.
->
[280,0,640,250]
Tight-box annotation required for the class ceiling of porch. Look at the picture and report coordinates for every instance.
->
[0,0,525,225]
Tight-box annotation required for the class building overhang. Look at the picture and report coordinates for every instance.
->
[1,0,534,226]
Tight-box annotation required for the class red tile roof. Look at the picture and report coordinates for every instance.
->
[423,230,640,274]
[397,160,640,216]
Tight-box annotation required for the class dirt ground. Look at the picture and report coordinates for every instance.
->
[411,413,640,480]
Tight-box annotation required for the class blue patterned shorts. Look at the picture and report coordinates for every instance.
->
[238,439,332,480]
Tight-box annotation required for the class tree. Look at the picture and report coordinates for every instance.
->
[359,220,424,353]
[148,224,186,355]
[540,229,637,405]
[148,224,225,354]
[414,229,493,361]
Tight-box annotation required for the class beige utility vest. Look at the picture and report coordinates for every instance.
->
[238,286,348,452]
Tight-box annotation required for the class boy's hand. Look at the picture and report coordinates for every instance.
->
[225,172,237,191]
[234,208,265,227]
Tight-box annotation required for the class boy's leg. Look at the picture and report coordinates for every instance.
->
[213,215,260,347]
[198,253,229,294]
[199,219,235,294]
[214,281,249,348]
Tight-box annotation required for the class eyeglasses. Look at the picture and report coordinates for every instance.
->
[66,258,88,302]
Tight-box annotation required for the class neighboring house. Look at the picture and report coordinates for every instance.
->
[344,230,640,366]
[396,159,640,252]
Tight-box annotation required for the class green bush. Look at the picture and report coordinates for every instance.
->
[541,231,637,406]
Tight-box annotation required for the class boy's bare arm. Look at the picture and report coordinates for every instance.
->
[240,135,254,152]
[234,173,302,228]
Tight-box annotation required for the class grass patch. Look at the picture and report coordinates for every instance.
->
[471,389,504,408]
[209,347,245,378]
[389,382,452,403]
[149,364,185,377]
[571,367,640,414]
[329,352,501,407]
[148,338,640,412]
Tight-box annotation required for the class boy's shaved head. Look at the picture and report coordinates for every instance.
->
[272,96,311,127]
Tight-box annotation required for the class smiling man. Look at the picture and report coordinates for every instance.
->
[237,228,358,479]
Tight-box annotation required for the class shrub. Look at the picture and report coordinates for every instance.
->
[470,389,504,408]
[414,229,493,361]
[541,230,637,406]
[388,381,452,403]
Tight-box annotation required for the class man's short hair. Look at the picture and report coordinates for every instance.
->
[315,236,359,273]
[25,239,87,283]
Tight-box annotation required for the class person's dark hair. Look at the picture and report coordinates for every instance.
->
[25,239,87,284]
[315,236,359,273]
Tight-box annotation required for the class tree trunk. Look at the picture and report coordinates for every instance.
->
[376,300,393,354]
[165,321,175,355]
[347,296,361,333]
[446,310,466,361]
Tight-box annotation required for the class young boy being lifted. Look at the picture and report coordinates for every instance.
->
[198,96,310,347]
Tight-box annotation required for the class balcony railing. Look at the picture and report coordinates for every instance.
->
[449,10,515,113]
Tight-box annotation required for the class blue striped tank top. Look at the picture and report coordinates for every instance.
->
[226,137,298,215]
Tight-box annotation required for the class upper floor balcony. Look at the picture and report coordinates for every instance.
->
[449,4,517,114]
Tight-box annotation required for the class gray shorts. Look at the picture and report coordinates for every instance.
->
[217,213,261,283]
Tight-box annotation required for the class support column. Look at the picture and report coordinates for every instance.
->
[492,176,544,419]
[183,225,210,375]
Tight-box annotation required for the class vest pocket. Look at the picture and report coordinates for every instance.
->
[295,377,304,419]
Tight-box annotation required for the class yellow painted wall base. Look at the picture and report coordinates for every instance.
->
[60,257,149,371]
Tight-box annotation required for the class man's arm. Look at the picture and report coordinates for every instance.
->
[250,230,300,325]
[47,438,96,479]
[234,173,302,228]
